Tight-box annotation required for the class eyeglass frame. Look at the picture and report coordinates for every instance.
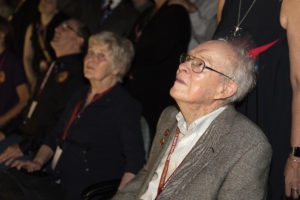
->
[60,22,83,37]
[179,53,233,80]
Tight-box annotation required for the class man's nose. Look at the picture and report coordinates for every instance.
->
[178,61,190,73]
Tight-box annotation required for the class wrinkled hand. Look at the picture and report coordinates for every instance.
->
[0,131,5,142]
[285,155,300,199]
[11,160,42,173]
[168,0,197,13]
[0,144,23,166]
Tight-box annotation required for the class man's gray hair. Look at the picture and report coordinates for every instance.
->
[88,31,134,82]
[219,38,256,103]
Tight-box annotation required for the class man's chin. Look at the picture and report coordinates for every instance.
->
[170,86,180,100]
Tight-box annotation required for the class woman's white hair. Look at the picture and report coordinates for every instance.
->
[88,31,134,82]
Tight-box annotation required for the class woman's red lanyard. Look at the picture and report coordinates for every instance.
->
[36,61,56,96]
[61,87,112,141]
[156,128,180,198]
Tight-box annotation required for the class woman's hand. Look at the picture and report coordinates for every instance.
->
[284,155,300,199]
[0,144,23,166]
[11,160,43,173]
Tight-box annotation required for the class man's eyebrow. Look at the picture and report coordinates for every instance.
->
[190,49,214,66]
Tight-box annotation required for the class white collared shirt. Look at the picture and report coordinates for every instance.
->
[140,106,227,200]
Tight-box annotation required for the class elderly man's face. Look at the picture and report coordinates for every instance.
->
[84,44,119,82]
[170,40,236,106]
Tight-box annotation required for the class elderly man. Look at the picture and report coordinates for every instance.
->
[0,18,90,169]
[113,39,272,199]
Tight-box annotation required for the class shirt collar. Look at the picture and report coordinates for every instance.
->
[176,106,227,136]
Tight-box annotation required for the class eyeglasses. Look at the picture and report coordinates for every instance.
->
[60,23,82,37]
[179,53,233,80]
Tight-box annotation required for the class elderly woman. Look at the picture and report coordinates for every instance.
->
[11,31,145,200]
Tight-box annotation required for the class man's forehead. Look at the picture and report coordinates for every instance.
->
[192,40,232,53]
[190,40,235,63]
[65,19,79,29]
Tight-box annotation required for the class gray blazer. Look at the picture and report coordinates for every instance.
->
[113,105,272,200]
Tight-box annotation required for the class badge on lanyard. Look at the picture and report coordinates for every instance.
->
[39,60,48,72]
[0,71,5,83]
[27,100,38,119]
[51,145,63,170]
[56,71,69,83]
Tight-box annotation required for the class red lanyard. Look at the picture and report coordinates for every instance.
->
[61,87,112,141]
[0,50,8,71]
[156,128,180,198]
[37,61,56,96]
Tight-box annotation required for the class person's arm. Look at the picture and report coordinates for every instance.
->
[112,167,148,200]
[118,172,136,190]
[0,83,30,126]
[280,0,300,199]
[168,0,197,13]
[218,142,272,200]
[118,102,145,186]
[217,0,225,24]
[11,144,54,172]
[23,24,36,92]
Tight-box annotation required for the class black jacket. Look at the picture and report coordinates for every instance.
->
[44,83,145,200]
[1,53,87,153]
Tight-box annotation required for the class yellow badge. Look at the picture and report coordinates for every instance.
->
[39,60,48,72]
[56,71,69,83]
[0,71,5,83]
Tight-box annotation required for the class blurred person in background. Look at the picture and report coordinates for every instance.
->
[125,0,191,137]
[23,0,67,92]
[0,16,30,128]
[0,18,89,170]
[56,0,142,36]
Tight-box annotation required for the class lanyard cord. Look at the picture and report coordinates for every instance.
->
[156,128,180,198]
[61,87,112,141]
[36,61,56,96]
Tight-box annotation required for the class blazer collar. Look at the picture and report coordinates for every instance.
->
[158,105,238,199]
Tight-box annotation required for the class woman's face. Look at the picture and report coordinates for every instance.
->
[84,44,119,83]
[38,0,57,15]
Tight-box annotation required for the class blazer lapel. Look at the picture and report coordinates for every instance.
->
[158,106,238,199]
[137,107,178,197]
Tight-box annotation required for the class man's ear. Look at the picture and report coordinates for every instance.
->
[215,80,238,100]
[77,37,84,47]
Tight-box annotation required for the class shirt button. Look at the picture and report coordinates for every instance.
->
[85,168,89,172]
